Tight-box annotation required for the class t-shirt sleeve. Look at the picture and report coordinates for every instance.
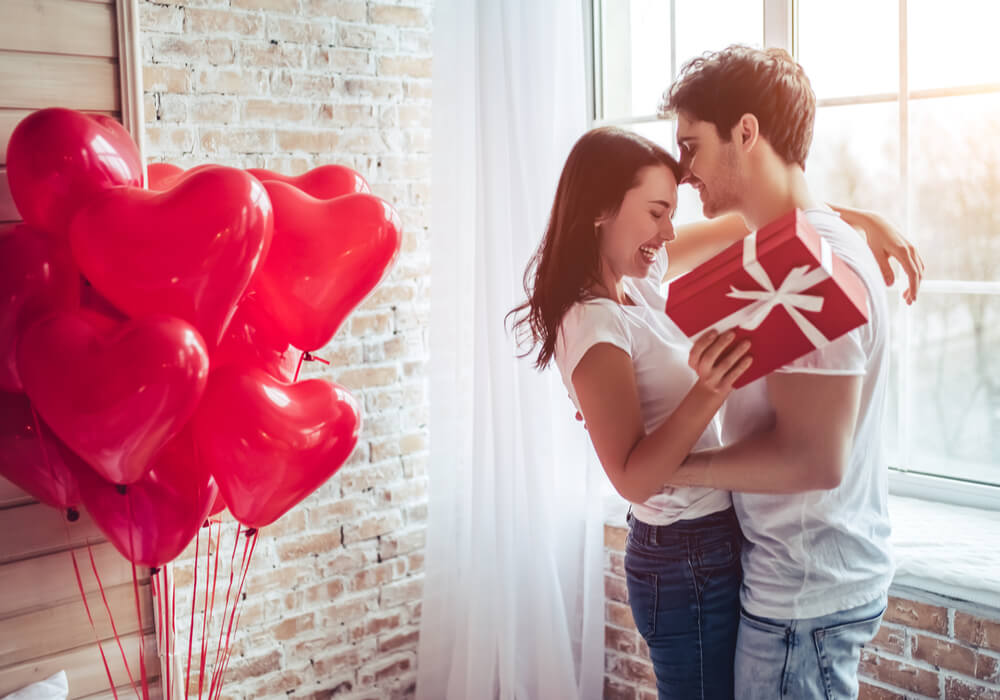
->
[555,302,632,378]
[775,326,866,375]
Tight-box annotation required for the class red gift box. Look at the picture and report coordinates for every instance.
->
[665,209,869,388]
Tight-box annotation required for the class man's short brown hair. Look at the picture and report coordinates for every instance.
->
[661,45,816,169]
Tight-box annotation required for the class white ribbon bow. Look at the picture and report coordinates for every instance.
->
[704,232,834,350]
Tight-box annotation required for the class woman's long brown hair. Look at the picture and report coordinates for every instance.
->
[507,126,682,369]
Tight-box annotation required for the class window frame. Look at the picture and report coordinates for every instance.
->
[587,0,1000,510]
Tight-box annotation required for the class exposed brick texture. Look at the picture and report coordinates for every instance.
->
[142,1,432,697]
[602,520,1000,700]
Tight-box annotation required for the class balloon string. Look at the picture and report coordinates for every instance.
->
[185,526,200,696]
[211,527,253,700]
[212,529,257,700]
[207,523,242,700]
[87,540,139,697]
[131,562,150,700]
[197,519,214,699]
[200,518,222,699]
[293,351,330,383]
[170,571,177,700]
[152,570,166,698]
[67,542,119,700]
[124,492,150,700]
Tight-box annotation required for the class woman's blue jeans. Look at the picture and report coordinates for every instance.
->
[624,507,743,700]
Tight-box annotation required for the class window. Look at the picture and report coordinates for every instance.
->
[591,0,1000,509]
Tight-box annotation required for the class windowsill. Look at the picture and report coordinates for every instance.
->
[603,495,1000,610]
[887,495,1000,609]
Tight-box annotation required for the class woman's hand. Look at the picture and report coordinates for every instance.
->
[688,329,752,395]
[831,205,925,304]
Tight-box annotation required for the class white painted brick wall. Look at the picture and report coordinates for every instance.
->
[140,1,432,697]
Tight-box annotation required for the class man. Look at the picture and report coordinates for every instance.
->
[660,45,894,699]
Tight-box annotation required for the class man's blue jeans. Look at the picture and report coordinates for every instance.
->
[734,592,888,700]
[624,507,743,700]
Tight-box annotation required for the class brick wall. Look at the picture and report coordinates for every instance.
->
[139,1,432,697]
[603,522,1000,700]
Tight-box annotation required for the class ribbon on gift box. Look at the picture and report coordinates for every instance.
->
[703,231,835,349]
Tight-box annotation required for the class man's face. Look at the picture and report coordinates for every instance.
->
[675,112,743,219]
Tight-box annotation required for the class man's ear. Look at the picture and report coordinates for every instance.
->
[735,113,760,152]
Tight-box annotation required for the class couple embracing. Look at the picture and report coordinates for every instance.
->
[510,45,923,699]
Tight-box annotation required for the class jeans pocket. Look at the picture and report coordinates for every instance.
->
[624,570,658,638]
[739,607,789,636]
[813,604,887,700]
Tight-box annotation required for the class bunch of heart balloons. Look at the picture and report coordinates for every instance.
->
[1,108,402,569]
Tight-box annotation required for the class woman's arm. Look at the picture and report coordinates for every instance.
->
[831,204,925,304]
[571,331,750,503]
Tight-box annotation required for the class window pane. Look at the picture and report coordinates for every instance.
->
[908,1,1000,91]
[798,0,898,100]
[673,1,763,75]
[599,0,672,120]
[599,1,763,121]
[805,102,902,222]
[909,93,1000,281]
[907,293,1000,486]
[630,118,676,152]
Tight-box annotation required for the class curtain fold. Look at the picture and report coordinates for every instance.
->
[417,1,605,698]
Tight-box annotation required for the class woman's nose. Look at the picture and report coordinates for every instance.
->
[660,221,676,242]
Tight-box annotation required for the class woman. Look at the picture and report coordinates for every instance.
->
[507,126,920,699]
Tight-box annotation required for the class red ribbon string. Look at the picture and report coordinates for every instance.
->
[131,562,150,700]
[186,526,200,696]
[197,519,215,699]
[87,541,138,698]
[68,546,120,700]
[212,529,258,700]
[207,523,242,700]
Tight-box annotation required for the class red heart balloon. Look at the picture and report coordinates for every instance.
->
[146,163,219,192]
[208,489,226,518]
[246,164,371,199]
[0,391,83,512]
[69,166,274,348]
[251,185,402,351]
[146,162,185,191]
[0,224,80,392]
[17,312,210,485]
[75,427,218,568]
[6,108,143,237]
[193,366,361,528]
[212,291,299,382]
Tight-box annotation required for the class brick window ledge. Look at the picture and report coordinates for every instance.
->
[603,494,1000,610]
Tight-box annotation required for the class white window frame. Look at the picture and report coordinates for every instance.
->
[588,0,1000,510]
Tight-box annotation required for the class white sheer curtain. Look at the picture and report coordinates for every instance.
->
[417,1,606,699]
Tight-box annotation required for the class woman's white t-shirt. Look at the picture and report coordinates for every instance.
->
[553,248,731,526]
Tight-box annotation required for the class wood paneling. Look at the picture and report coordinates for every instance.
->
[0,51,119,112]
[0,582,154,667]
[0,540,147,618]
[0,632,159,698]
[0,0,117,58]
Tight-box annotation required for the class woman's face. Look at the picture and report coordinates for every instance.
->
[596,164,678,281]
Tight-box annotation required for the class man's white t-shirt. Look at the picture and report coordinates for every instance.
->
[554,247,732,526]
[721,207,895,619]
